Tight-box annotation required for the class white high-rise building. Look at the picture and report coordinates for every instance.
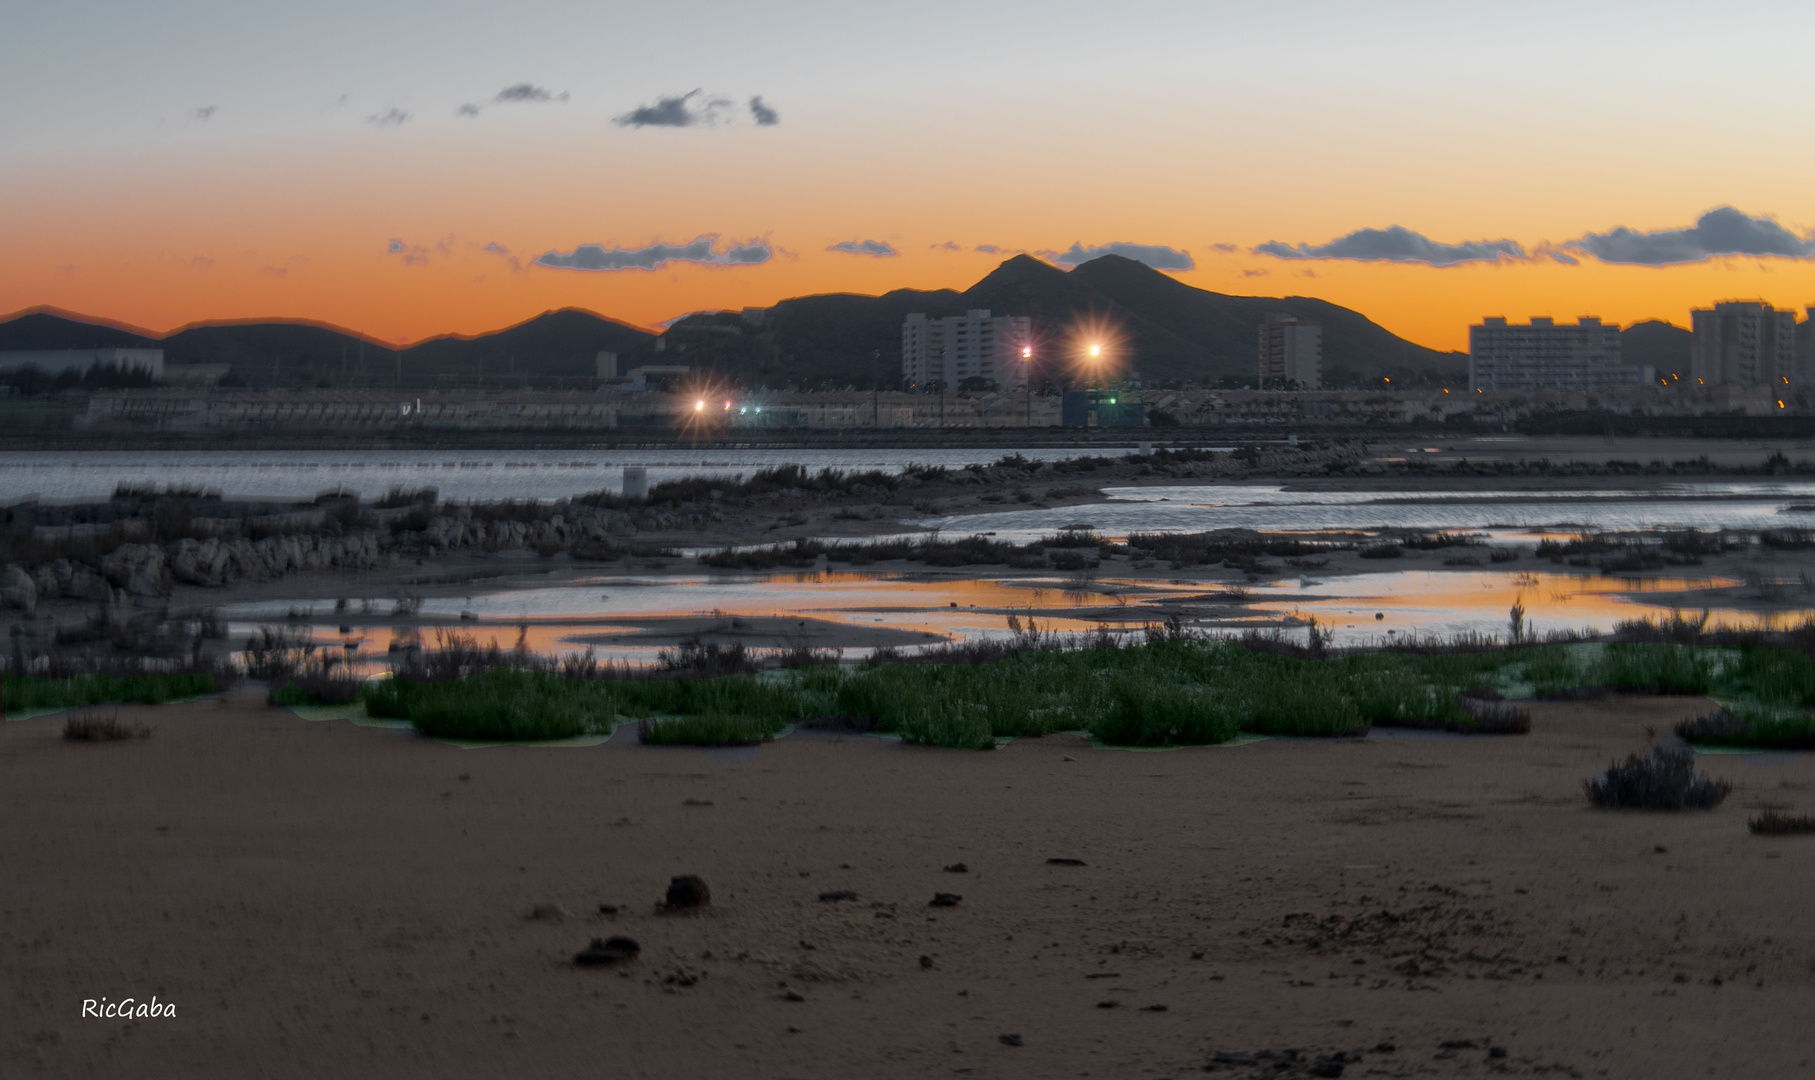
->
[1690,301,1799,387]
[902,310,1032,389]
[1468,317,1648,391]
[1257,314,1321,389]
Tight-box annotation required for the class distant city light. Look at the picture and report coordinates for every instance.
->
[1021,346,1032,359]
[694,400,705,411]
[1088,344,1101,358]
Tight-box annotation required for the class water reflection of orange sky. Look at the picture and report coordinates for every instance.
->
[1250,569,1811,640]
[227,567,1815,667]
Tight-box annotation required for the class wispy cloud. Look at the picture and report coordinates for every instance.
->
[456,103,481,118]
[1051,241,1194,271]
[481,242,522,272]
[828,239,896,257]
[1210,242,1238,254]
[387,239,429,266]
[192,106,216,122]
[365,107,411,128]
[1567,206,1815,265]
[1254,226,1523,267]
[535,235,771,271]
[931,241,961,251]
[748,96,779,125]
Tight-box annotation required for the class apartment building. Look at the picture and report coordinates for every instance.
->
[901,309,1031,389]
[1690,301,1799,386]
[1257,314,1321,389]
[1468,317,1649,391]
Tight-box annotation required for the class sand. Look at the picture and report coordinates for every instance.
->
[5,690,1813,1078]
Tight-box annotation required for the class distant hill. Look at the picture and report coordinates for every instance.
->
[0,309,159,351]
[400,308,656,382]
[1620,320,1691,378]
[657,254,1466,388]
[0,258,1505,389]
[0,307,654,388]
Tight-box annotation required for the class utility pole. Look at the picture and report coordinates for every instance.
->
[872,349,880,427]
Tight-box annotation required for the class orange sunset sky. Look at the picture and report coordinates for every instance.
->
[5,0,1815,351]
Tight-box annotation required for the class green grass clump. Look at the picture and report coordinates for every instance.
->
[1087,675,1238,747]
[638,713,787,746]
[1722,646,1815,708]
[366,667,613,741]
[893,701,997,750]
[3,672,215,715]
[1588,643,1719,693]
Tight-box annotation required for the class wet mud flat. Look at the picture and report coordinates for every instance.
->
[4,690,1812,1078]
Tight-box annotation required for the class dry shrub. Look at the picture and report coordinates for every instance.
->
[1749,810,1815,835]
[63,709,151,741]
[1586,743,1730,810]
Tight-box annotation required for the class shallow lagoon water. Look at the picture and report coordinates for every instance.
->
[920,482,1815,540]
[227,566,1811,668]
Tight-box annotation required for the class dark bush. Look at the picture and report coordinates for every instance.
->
[1586,744,1730,809]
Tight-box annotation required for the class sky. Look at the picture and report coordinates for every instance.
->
[5,0,1815,351]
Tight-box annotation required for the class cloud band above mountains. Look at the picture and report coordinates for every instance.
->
[1256,226,1524,267]
[1052,242,1194,271]
[535,235,771,271]
[1567,206,1814,265]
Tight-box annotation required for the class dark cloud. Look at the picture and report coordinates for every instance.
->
[365,107,411,128]
[1240,268,1268,278]
[828,240,896,257]
[1053,241,1195,271]
[1255,225,1523,267]
[614,90,730,128]
[1211,242,1238,253]
[535,235,771,271]
[456,103,481,118]
[1567,206,1815,265]
[495,83,553,103]
[749,96,779,125]
[192,106,216,121]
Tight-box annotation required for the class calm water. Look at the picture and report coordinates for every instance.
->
[225,566,1807,668]
[0,447,1141,503]
[922,482,1815,539]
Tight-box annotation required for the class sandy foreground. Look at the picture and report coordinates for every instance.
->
[4,692,1813,1079]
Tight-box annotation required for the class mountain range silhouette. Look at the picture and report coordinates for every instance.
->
[0,254,1688,388]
